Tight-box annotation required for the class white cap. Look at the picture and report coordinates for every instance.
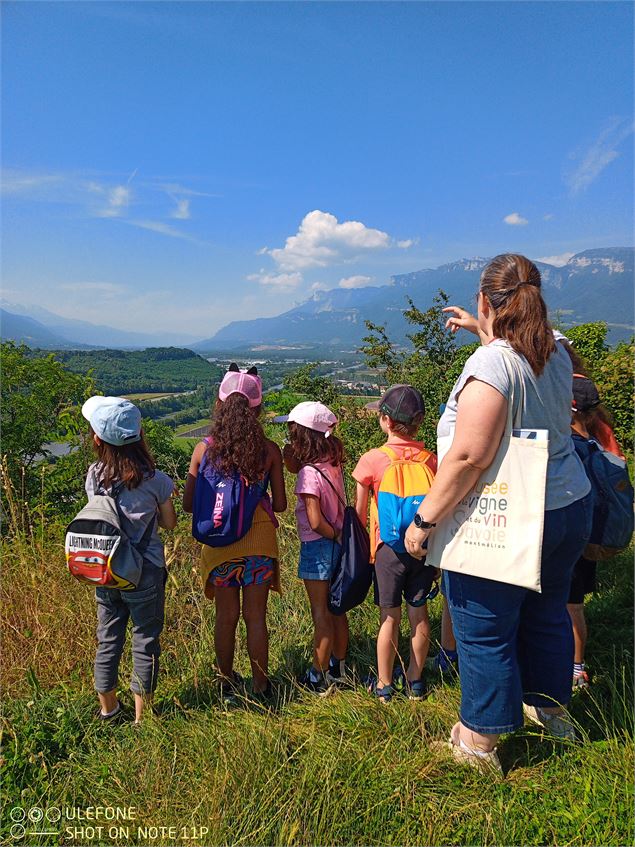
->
[82,395,142,446]
[273,401,338,436]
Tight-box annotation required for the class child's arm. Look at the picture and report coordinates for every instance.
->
[182,441,207,514]
[158,497,177,530]
[267,441,288,513]
[355,481,370,527]
[302,494,339,541]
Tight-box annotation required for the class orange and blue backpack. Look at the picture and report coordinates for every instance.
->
[370,445,436,558]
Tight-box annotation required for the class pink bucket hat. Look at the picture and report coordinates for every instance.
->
[218,365,262,408]
[274,401,338,436]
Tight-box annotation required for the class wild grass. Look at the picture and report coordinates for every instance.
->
[1,490,633,846]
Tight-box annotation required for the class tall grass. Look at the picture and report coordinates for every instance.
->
[1,473,633,846]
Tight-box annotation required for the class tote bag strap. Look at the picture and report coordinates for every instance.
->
[498,347,526,433]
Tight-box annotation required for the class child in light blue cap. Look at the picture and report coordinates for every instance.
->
[81,395,177,724]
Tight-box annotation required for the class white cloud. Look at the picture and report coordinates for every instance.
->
[565,117,634,194]
[170,198,191,220]
[339,275,373,289]
[503,212,529,226]
[246,270,303,290]
[1,167,217,235]
[536,252,574,267]
[264,210,391,271]
[97,185,131,218]
[123,219,198,241]
[396,238,418,249]
[0,170,63,194]
[543,213,555,221]
[310,282,329,291]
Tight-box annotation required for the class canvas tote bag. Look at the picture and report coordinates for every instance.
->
[426,350,548,592]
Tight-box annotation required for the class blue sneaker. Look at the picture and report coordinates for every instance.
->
[299,667,330,694]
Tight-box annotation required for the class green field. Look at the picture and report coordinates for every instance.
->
[124,392,181,402]
[175,418,211,436]
[2,485,633,846]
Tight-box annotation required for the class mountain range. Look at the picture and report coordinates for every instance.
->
[198,248,634,350]
[1,248,633,352]
[0,301,200,350]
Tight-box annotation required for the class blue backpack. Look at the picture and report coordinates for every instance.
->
[305,465,372,615]
[192,441,268,547]
[573,434,634,560]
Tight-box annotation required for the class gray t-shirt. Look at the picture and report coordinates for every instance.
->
[86,463,175,567]
[438,339,590,511]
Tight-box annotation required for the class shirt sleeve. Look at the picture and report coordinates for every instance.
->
[295,466,321,498]
[155,471,176,504]
[85,463,97,497]
[352,451,377,486]
[453,344,513,401]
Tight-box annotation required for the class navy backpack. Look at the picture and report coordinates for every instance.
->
[306,465,372,615]
[573,434,634,560]
[192,441,268,547]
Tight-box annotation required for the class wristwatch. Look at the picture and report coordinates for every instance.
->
[413,513,436,530]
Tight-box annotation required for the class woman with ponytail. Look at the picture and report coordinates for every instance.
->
[183,365,286,702]
[404,254,592,773]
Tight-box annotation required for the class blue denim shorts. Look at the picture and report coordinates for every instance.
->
[298,538,342,581]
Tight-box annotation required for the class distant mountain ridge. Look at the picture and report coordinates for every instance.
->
[0,301,200,349]
[2,248,632,352]
[196,248,634,350]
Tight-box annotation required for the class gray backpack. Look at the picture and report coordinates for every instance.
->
[65,480,155,590]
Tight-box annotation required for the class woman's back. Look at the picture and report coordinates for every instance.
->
[438,339,590,510]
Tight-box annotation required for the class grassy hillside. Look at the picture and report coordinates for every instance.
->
[2,480,633,846]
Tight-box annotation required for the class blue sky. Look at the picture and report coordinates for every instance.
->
[2,1,633,339]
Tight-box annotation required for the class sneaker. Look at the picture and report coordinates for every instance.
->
[432,738,503,776]
[220,672,244,706]
[326,657,347,686]
[406,678,427,700]
[96,700,124,722]
[523,704,576,741]
[573,670,590,690]
[298,668,330,695]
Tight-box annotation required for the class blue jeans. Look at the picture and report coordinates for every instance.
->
[94,563,165,695]
[444,495,592,734]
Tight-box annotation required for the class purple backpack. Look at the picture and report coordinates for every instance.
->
[192,440,269,547]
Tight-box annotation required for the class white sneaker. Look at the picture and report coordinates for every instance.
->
[523,704,576,741]
[431,738,503,776]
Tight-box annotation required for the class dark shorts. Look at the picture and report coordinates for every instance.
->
[568,556,597,604]
[209,556,274,589]
[373,543,437,608]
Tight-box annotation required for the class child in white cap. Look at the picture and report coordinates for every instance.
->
[278,401,349,692]
[81,396,177,724]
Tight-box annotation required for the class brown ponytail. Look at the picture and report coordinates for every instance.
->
[480,254,556,375]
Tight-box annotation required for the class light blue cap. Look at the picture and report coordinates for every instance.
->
[81,395,142,447]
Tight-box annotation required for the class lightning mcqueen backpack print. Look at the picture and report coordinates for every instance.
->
[65,481,155,590]
[192,439,268,547]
